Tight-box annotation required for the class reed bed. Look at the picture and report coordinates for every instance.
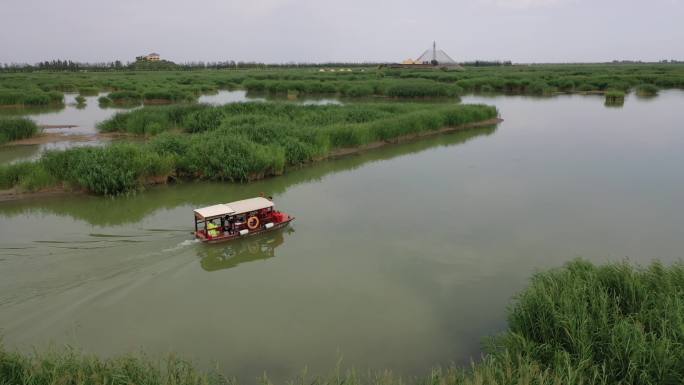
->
[77,87,99,96]
[636,83,659,97]
[497,259,684,384]
[1,64,682,107]
[604,90,625,106]
[142,89,197,103]
[0,102,497,195]
[1,260,682,385]
[0,89,63,106]
[0,117,39,145]
[107,90,143,105]
[241,78,462,98]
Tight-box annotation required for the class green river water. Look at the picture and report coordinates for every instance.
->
[1,92,683,382]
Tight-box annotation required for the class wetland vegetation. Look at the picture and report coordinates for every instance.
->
[604,90,625,106]
[0,118,39,145]
[0,63,682,108]
[0,103,497,195]
[1,63,683,196]
[2,259,682,385]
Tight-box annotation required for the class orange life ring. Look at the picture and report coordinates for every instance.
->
[247,216,260,230]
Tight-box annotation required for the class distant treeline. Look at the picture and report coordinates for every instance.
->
[462,60,512,67]
[0,60,386,73]
[0,59,519,72]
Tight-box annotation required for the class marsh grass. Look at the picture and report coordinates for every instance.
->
[636,83,659,97]
[0,117,39,145]
[1,64,682,108]
[3,102,497,195]
[0,90,63,106]
[38,144,175,195]
[496,259,684,384]
[143,89,197,103]
[108,90,143,105]
[98,96,113,106]
[77,87,99,96]
[2,260,682,385]
[0,345,228,385]
[604,90,625,106]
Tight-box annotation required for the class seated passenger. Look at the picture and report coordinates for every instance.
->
[207,222,219,237]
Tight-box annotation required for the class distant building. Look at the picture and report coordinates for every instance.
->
[415,42,458,66]
[389,42,463,69]
[136,53,161,62]
[145,53,160,62]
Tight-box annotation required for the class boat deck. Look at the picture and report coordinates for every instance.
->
[195,213,294,244]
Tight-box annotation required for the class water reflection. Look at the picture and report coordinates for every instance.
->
[198,228,292,271]
[0,93,137,135]
[0,93,139,164]
[0,104,66,117]
[604,100,625,108]
[0,144,41,164]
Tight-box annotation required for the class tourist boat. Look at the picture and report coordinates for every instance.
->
[193,197,294,243]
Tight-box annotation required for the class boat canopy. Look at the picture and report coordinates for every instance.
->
[194,197,274,219]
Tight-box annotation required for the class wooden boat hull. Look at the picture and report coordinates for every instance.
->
[196,217,294,244]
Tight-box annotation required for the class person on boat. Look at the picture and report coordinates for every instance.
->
[224,215,235,234]
[207,221,219,237]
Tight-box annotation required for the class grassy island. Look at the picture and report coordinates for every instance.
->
[1,259,682,385]
[604,90,626,106]
[636,83,660,97]
[0,102,498,195]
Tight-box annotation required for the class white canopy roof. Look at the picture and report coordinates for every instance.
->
[228,197,274,214]
[194,197,274,219]
[194,204,233,219]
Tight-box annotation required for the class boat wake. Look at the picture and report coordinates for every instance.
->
[162,238,199,252]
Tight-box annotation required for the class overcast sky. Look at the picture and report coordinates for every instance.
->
[2,0,682,64]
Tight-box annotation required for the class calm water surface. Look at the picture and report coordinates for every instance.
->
[0,93,133,163]
[1,92,683,382]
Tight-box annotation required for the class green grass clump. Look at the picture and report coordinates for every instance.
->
[0,90,63,106]
[78,87,99,96]
[636,83,659,97]
[384,80,457,98]
[493,259,684,384]
[98,104,204,134]
[0,162,32,189]
[0,345,226,385]
[0,91,25,105]
[604,90,625,106]
[143,89,196,103]
[0,117,40,145]
[98,96,113,106]
[0,161,56,191]
[39,144,174,195]
[107,90,142,105]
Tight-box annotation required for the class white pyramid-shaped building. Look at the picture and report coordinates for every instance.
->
[415,42,458,66]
